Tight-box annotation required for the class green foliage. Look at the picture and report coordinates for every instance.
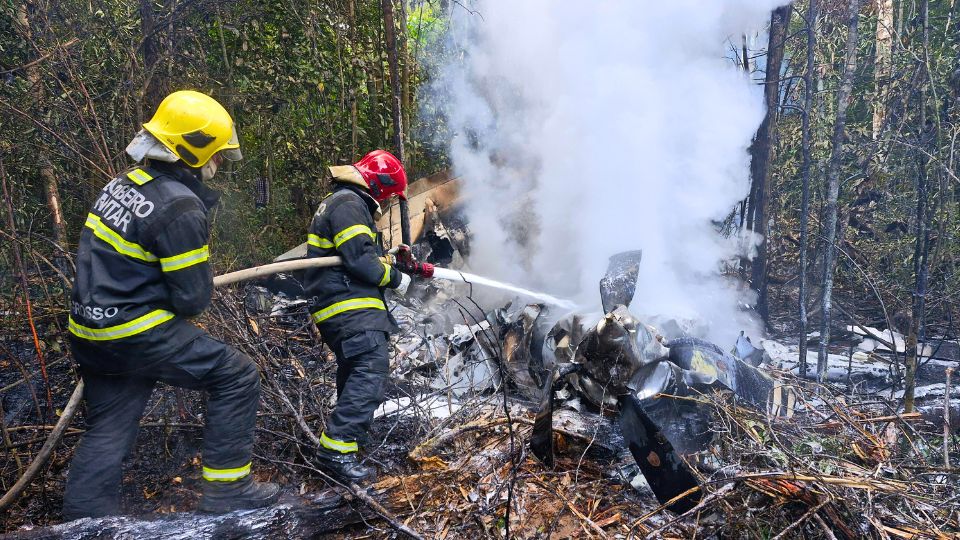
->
[766,0,960,330]
[0,0,442,272]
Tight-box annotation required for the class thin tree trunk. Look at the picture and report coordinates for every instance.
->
[748,5,790,324]
[904,0,934,413]
[873,0,893,139]
[381,0,405,163]
[798,0,820,379]
[905,153,931,412]
[140,0,164,110]
[17,2,69,277]
[400,0,410,133]
[381,0,411,244]
[348,0,359,159]
[399,0,413,174]
[818,0,862,380]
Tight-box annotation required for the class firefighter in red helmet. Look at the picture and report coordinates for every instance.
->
[303,150,432,483]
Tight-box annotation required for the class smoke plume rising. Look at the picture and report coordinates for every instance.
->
[429,1,787,343]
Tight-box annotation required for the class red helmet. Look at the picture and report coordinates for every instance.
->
[354,150,407,202]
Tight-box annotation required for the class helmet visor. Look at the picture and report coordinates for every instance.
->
[221,125,243,161]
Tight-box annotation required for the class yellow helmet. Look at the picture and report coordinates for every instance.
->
[142,90,242,167]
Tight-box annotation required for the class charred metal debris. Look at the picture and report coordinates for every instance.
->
[220,233,956,537]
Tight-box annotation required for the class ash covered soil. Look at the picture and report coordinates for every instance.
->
[1,273,959,539]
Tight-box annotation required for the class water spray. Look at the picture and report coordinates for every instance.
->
[213,257,576,309]
[431,267,576,309]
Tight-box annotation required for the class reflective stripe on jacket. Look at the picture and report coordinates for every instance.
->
[303,185,402,343]
[69,162,219,364]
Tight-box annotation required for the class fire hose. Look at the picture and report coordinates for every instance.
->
[213,248,433,288]
[213,256,346,287]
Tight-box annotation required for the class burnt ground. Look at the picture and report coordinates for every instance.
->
[0,316,439,532]
[0,283,649,538]
[2,276,959,538]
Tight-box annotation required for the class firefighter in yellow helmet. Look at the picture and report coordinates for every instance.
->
[62,90,279,520]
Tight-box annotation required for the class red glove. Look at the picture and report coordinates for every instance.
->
[398,260,435,278]
[396,244,414,266]
[394,244,434,278]
[408,261,435,279]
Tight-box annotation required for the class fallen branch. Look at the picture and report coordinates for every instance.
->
[0,380,84,512]
[4,492,370,539]
[771,499,831,540]
[531,478,609,538]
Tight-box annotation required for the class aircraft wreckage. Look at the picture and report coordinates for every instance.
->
[492,250,797,513]
[258,181,797,516]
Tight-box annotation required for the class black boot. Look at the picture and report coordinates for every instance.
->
[315,448,374,484]
[199,476,281,513]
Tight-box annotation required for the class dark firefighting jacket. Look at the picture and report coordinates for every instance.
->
[69,161,219,369]
[303,184,403,344]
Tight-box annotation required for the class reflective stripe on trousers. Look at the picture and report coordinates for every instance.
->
[320,432,358,453]
[311,297,386,324]
[202,462,252,482]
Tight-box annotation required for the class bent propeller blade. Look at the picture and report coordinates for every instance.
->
[600,250,643,313]
[618,394,702,513]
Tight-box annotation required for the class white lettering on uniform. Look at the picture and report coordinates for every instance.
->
[93,176,156,229]
[73,302,120,321]
[93,193,110,213]
[116,211,132,233]
[134,200,154,217]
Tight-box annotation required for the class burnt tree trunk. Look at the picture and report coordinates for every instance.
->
[381,0,411,244]
[748,5,790,324]
[3,491,378,540]
[817,0,862,380]
[798,0,820,378]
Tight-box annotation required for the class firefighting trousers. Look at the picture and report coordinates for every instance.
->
[62,334,261,520]
[321,330,390,449]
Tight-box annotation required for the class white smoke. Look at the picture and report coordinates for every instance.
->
[429,0,786,343]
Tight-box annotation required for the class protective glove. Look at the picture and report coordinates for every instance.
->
[398,260,434,278]
[395,244,414,265]
[394,243,435,278]
[395,272,412,295]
